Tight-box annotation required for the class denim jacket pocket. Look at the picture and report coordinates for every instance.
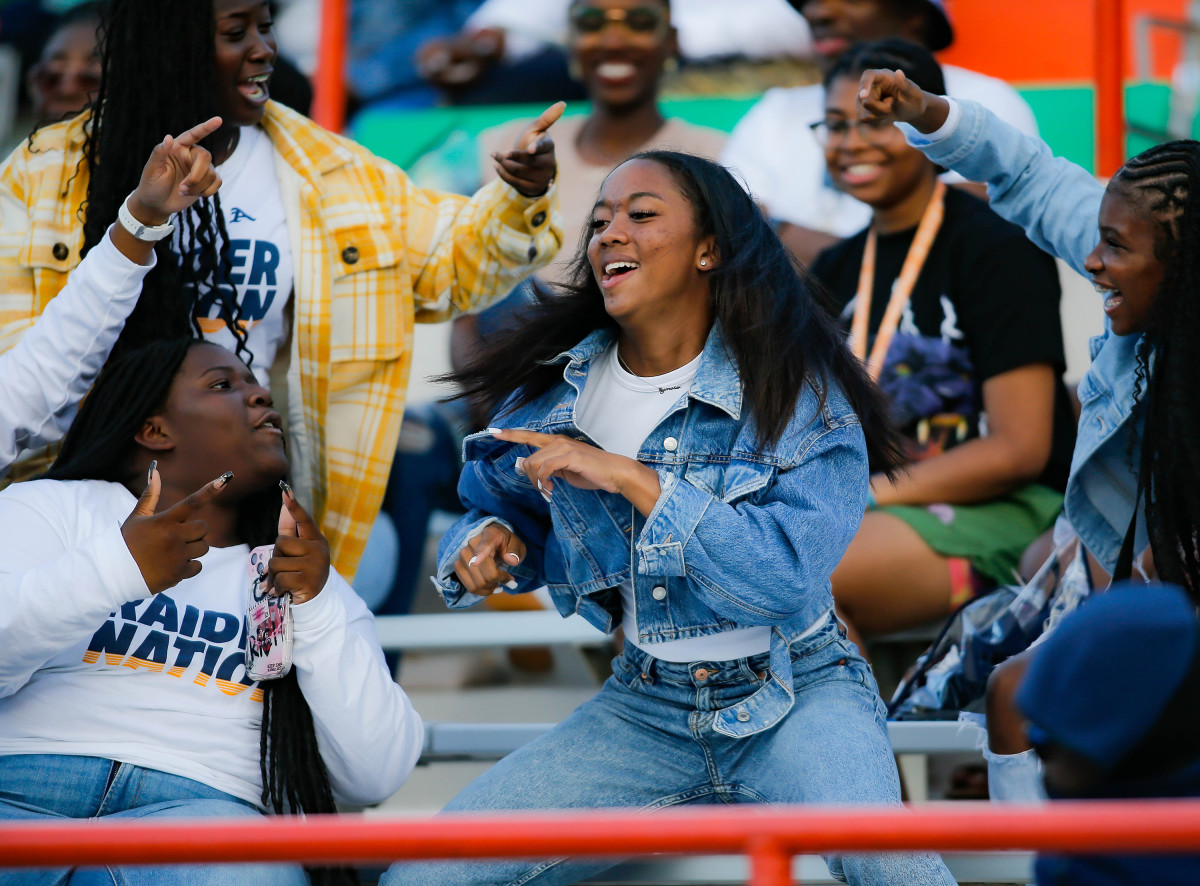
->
[684,457,777,504]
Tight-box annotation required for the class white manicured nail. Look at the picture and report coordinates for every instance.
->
[504,579,518,590]
[487,427,503,435]
[469,555,479,567]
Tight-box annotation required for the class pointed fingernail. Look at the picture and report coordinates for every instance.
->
[486,427,503,435]
[515,457,526,474]
[279,480,293,498]
[217,471,234,487]
[147,460,157,484]
[540,489,552,503]
[504,579,518,590]
[505,552,521,564]
[469,555,479,567]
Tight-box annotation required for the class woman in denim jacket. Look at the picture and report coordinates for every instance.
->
[856,70,1200,802]
[382,152,956,886]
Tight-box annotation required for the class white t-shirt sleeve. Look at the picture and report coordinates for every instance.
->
[0,481,150,697]
[0,230,154,476]
[289,572,423,805]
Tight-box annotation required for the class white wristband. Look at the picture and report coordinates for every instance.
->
[118,195,175,242]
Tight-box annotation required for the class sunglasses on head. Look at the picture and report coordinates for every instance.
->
[569,5,665,34]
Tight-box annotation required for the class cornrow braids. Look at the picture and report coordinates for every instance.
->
[46,339,353,886]
[1111,140,1200,601]
[78,0,249,362]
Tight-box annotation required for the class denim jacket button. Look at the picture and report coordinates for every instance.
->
[663,436,679,452]
[693,668,710,681]
[651,585,667,600]
[736,708,750,722]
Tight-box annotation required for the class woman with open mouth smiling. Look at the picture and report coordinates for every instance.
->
[808,40,1076,658]
[857,41,1200,805]
[477,0,725,288]
[0,0,565,584]
[381,151,955,886]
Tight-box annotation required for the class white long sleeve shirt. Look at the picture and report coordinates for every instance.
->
[0,478,424,808]
[0,229,153,477]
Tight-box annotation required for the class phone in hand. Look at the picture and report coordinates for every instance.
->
[246,544,293,680]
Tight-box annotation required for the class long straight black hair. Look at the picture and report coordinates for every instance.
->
[46,338,353,886]
[451,150,904,474]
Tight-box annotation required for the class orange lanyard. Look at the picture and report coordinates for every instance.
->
[850,180,947,380]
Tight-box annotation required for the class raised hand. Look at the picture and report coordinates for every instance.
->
[489,428,662,517]
[267,482,330,605]
[127,116,224,226]
[491,101,565,198]
[121,463,232,594]
[453,522,527,596]
[856,68,949,134]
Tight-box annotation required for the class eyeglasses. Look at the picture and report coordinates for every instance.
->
[809,117,897,147]
[569,5,666,34]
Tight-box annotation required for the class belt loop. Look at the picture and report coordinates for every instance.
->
[639,650,656,684]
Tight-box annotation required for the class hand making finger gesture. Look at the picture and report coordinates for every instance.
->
[453,522,527,596]
[121,463,232,593]
[268,482,331,605]
[491,101,565,198]
[127,115,225,226]
[490,428,662,516]
[856,68,950,134]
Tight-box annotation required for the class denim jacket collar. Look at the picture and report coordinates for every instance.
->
[554,323,744,420]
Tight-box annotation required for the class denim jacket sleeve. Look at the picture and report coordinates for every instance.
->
[635,420,869,625]
[431,444,550,609]
[900,98,1104,278]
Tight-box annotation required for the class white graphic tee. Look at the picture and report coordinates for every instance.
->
[178,125,294,384]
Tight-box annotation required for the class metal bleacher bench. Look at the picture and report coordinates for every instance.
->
[374,612,1023,884]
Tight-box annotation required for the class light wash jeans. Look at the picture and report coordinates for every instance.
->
[383,615,956,885]
[0,754,308,886]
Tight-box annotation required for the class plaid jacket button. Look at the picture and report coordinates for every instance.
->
[531,211,546,227]
[341,245,360,265]
[52,243,69,261]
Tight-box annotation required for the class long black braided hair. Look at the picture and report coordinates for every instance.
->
[46,338,353,885]
[1108,141,1200,602]
[70,0,248,360]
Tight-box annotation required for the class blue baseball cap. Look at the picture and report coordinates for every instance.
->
[1017,582,1199,776]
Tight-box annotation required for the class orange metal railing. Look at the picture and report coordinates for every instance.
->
[311,0,348,133]
[1097,0,1127,176]
[2,802,1200,886]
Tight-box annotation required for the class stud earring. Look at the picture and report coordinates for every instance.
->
[700,259,707,267]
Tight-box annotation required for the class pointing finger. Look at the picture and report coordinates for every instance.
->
[129,460,161,518]
[170,471,233,518]
[487,427,558,448]
[176,116,224,148]
[278,480,320,539]
[521,101,566,149]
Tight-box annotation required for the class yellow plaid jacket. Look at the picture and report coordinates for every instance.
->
[0,102,562,577]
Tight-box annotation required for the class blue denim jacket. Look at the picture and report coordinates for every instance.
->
[433,324,870,735]
[902,99,1147,572]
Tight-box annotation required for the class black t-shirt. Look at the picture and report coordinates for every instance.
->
[811,187,1076,492]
